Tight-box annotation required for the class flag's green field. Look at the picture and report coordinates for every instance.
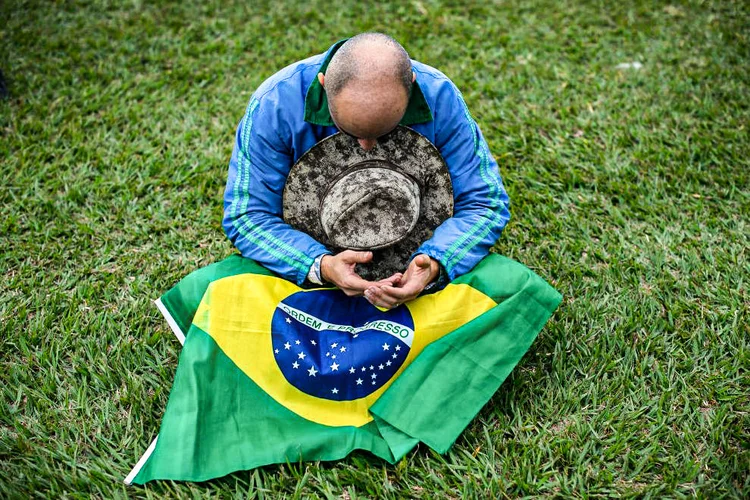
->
[1,0,747,497]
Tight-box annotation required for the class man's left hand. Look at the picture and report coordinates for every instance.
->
[364,254,439,309]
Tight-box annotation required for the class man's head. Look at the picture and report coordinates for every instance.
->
[318,33,415,151]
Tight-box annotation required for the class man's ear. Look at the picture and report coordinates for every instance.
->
[317,73,325,87]
[412,71,416,83]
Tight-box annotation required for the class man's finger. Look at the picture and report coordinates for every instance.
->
[414,254,432,268]
[377,273,402,286]
[342,274,380,294]
[341,250,373,264]
[379,284,420,301]
[365,287,400,309]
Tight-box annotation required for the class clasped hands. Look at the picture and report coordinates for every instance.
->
[320,250,439,309]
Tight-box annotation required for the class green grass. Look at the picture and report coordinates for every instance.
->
[1,0,748,497]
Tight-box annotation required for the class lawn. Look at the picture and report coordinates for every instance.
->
[1,0,748,497]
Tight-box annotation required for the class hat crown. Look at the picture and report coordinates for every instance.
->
[320,161,421,250]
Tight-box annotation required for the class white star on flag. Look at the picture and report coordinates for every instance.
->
[395,345,401,351]
[284,342,291,350]
[382,343,390,350]
[340,346,346,352]
[331,388,339,394]
[285,317,291,324]
[311,340,317,345]
[308,366,318,377]
[370,365,374,370]
[331,342,338,348]
[371,373,377,379]
[295,340,300,345]
[349,367,356,374]
[330,362,339,371]
[274,349,279,354]
[378,364,384,370]
[361,367,366,372]
[356,378,363,385]
[292,361,299,369]
[298,352,306,360]
[392,353,397,359]
[326,352,330,357]
[386,360,392,366]
[332,355,337,359]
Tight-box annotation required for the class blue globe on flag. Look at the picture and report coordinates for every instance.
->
[271,289,414,401]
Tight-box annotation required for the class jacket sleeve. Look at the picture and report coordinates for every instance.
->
[414,83,511,280]
[222,97,330,285]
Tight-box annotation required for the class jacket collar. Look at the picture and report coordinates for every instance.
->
[304,40,433,127]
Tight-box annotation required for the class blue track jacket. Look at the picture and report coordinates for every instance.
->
[223,41,511,286]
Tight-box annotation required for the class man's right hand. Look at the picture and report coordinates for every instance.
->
[321,251,400,296]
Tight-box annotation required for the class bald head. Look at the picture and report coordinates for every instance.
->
[319,33,415,150]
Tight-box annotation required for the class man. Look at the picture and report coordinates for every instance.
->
[223,33,510,309]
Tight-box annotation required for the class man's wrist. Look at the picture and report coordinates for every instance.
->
[307,254,329,285]
[429,257,440,282]
[319,254,332,283]
[423,256,444,291]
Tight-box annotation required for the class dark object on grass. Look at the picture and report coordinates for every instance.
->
[0,69,8,99]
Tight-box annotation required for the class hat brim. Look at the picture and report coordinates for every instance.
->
[283,126,453,281]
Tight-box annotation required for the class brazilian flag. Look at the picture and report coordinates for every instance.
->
[125,254,561,484]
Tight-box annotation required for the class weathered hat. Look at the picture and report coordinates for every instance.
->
[283,126,453,281]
